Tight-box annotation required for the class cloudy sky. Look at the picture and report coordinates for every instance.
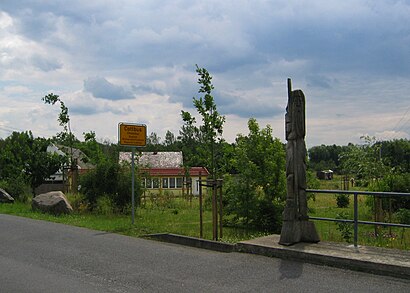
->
[1,0,409,147]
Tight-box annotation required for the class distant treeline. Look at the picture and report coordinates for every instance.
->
[308,139,410,174]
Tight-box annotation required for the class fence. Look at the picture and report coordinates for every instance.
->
[306,189,410,247]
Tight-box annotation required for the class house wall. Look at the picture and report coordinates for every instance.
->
[142,175,206,197]
[35,182,66,195]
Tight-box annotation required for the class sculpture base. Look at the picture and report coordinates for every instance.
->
[279,220,320,246]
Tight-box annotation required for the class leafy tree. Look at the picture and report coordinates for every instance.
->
[224,118,286,232]
[308,144,347,172]
[339,136,389,188]
[180,65,225,174]
[42,93,75,144]
[0,131,65,195]
[77,131,106,165]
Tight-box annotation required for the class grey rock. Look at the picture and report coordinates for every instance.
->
[32,191,73,215]
[0,188,14,203]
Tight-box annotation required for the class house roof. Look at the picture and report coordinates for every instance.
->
[141,167,210,177]
[119,151,209,177]
[53,144,95,170]
[119,151,183,168]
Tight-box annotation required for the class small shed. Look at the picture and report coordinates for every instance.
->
[316,170,334,180]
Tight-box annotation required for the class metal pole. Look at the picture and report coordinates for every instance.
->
[131,147,135,225]
[354,192,358,247]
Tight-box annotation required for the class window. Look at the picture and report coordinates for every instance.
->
[153,178,160,188]
[146,178,152,189]
[162,178,168,188]
[169,177,176,188]
[176,177,183,188]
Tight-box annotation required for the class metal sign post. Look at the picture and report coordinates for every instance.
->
[118,123,147,225]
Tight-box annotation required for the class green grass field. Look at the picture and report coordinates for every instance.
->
[1,176,408,249]
[309,175,410,250]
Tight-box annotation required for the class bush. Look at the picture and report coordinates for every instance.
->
[0,177,32,203]
[253,199,284,233]
[335,212,353,243]
[66,193,88,213]
[395,209,410,225]
[95,195,115,215]
[80,160,141,212]
[335,194,350,208]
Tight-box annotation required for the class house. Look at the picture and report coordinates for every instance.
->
[119,151,209,196]
[35,144,95,194]
[316,170,334,180]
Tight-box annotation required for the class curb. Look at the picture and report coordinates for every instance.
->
[142,233,410,280]
[141,233,236,253]
[236,242,410,280]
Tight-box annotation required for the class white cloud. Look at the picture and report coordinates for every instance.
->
[0,1,409,146]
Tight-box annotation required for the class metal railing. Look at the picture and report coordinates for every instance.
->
[306,189,410,247]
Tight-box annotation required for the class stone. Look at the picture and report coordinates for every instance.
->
[32,191,73,215]
[279,78,320,246]
[0,188,14,203]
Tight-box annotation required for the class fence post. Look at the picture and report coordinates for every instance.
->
[199,172,203,239]
[354,192,358,247]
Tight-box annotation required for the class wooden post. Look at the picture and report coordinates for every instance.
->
[219,180,223,239]
[212,180,218,241]
[199,172,203,239]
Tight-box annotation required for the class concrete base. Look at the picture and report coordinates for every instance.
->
[279,220,320,246]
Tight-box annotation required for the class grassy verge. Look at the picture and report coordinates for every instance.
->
[0,198,267,244]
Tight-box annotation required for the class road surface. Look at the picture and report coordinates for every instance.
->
[0,214,408,292]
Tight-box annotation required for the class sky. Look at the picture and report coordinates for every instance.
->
[0,0,409,148]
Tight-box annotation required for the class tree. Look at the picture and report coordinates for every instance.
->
[42,93,74,144]
[224,118,286,231]
[339,136,389,187]
[180,65,225,174]
[308,144,346,172]
[0,131,65,195]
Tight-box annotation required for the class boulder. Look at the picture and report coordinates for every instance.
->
[32,191,73,215]
[0,188,14,203]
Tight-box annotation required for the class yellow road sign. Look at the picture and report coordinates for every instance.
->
[118,123,147,147]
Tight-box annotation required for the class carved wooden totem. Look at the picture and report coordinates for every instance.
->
[279,78,320,246]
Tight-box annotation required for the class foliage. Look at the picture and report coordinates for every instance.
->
[335,212,353,243]
[42,93,77,146]
[380,139,410,173]
[223,118,286,232]
[308,144,347,172]
[180,65,225,173]
[77,131,106,165]
[335,194,350,208]
[80,160,141,211]
[0,131,65,193]
[0,179,31,203]
[339,136,390,188]
[395,209,410,225]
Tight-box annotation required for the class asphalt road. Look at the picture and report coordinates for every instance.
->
[1,214,409,293]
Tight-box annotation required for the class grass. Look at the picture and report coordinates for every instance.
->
[1,176,408,249]
[308,175,410,250]
[0,197,268,244]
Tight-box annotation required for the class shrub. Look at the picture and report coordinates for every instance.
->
[335,194,350,208]
[0,178,32,203]
[95,195,115,215]
[395,209,410,225]
[335,212,353,243]
[80,160,141,212]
